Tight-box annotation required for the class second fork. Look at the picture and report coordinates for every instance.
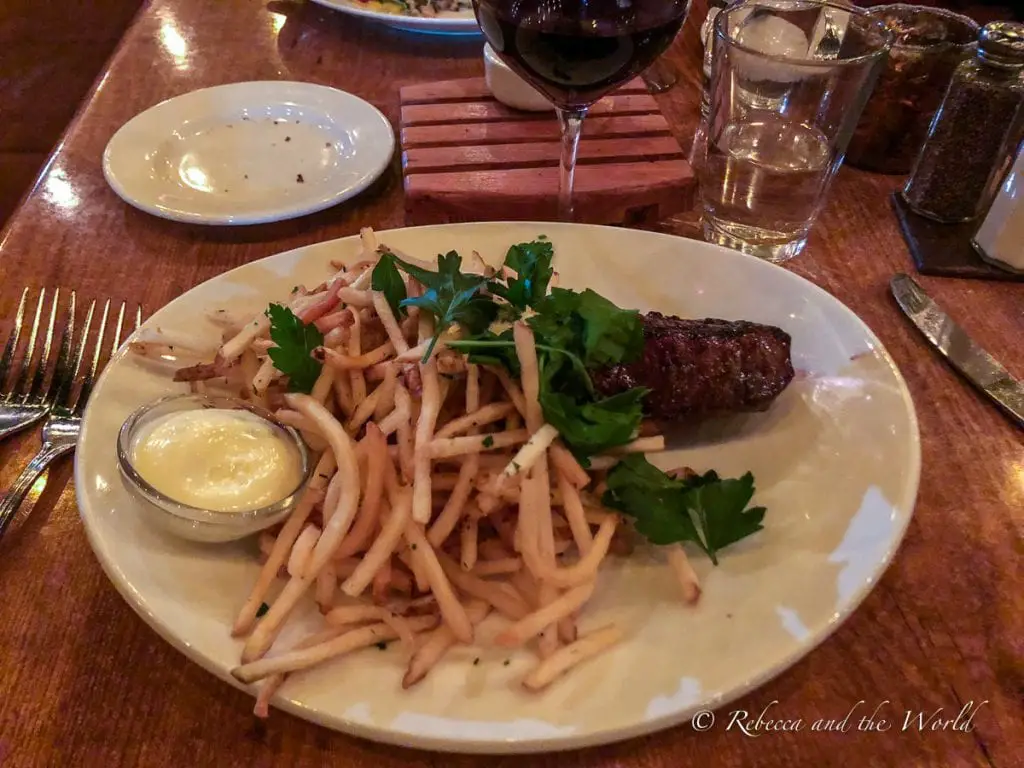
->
[0,296,141,538]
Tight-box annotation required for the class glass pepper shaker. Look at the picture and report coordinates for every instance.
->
[901,21,1024,223]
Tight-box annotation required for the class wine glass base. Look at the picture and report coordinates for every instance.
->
[702,217,809,263]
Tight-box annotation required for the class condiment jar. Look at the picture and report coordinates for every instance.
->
[901,21,1024,223]
[846,5,978,175]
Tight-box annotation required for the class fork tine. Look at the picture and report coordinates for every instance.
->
[47,291,76,407]
[11,288,45,398]
[57,297,93,409]
[74,299,110,412]
[79,300,130,417]
[0,287,29,396]
[111,302,126,357]
[135,305,142,331]
[26,287,60,402]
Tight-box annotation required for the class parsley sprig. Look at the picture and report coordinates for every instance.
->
[374,250,498,362]
[360,238,769,563]
[602,455,767,564]
[265,304,323,393]
[371,251,407,320]
[487,239,554,310]
[450,275,646,460]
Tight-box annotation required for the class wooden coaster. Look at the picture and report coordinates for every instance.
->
[399,77,696,226]
[891,193,1024,282]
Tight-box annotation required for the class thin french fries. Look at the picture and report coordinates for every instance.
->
[232,451,336,637]
[557,470,594,555]
[404,521,473,643]
[403,600,490,689]
[315,563,337,612]
[438,553,530,620]
[472,557,523,576]
[233,616,437,684]
[521,624,624,691]
[287,524,321,578]
[372,291,410,355]
[501,423,559,481]
[288,395,361,580]
[348,309,367,404]
[253,624,350,718]
[550,444,590,488]
[665,544,702,604]
[427,429,530,460]
[319,341,395,371]
[341,485,411,597]
[494,582,596,648]
[412,359,441,524]
[433,402,516,439]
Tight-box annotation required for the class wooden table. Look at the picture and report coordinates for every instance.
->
[0,1,1021,766]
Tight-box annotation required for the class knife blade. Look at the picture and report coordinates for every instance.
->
[891,274,1023,429]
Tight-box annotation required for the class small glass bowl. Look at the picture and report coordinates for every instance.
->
[117,393,311,543]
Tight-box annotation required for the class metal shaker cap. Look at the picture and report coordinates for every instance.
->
[978,21,1024,67]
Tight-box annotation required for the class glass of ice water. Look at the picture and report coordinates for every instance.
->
[698,0,892,262]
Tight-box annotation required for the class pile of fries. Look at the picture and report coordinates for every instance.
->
[131,228,701,718]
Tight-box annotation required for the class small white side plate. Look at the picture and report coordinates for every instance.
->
[103,81,395,225]
[310,0,480,35]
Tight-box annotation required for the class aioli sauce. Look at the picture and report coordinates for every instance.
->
[131,408,303,512]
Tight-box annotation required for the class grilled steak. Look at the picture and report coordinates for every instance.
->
[592,313,795,421]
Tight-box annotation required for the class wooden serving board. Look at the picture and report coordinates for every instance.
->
[399,77,696,226]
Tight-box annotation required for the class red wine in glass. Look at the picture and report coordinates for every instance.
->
[473,0,689,220]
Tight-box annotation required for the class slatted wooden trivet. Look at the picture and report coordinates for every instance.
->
[399,77,696,226]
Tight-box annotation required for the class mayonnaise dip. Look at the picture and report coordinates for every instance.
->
[130,408,303,512]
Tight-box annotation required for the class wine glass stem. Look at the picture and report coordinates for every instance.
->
[556,107,587,222]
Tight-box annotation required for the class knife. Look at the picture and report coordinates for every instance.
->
[891,274,1023,429]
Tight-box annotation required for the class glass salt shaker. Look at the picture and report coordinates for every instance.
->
[901,21,1024,223]
[972,139,1024,273]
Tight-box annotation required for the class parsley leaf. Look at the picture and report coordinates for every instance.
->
[574,289,644,367]
[266,303,323,393]
[489,240,554,310]
[602,455,767,564]
[531,288,644,368]
[539,383,647,459]
[394,251,498,361]
[371,251,407,319]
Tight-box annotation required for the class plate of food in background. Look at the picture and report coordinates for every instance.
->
[75,222,920,753]
[310,0,479,35]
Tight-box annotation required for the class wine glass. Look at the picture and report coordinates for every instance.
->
[473,0,691,221]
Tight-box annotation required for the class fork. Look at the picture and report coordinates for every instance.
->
[0,295,140,538]
[0,288,62,441]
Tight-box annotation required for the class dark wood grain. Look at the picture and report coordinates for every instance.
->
[0,1,1021,767]
[0,0,143,224]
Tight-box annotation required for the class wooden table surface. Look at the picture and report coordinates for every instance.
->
[0,1,1021,766]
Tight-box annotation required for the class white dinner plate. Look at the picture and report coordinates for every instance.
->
[76,223,920,753]
[102,81,395,225]
[310,0,480,35]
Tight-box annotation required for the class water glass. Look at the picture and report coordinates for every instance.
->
[698,0,893,262]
